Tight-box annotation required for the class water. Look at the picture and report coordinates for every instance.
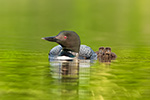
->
[0,0,150,100]
[1,47,150,100]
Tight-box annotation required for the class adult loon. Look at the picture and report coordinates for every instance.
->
[42,31,97,60]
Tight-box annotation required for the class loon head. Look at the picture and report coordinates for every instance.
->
[42,31,81,53]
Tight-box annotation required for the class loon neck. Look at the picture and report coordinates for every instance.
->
[59,49,79,57]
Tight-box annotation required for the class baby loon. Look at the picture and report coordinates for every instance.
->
[96,47,117,62]
[42,31,97,60]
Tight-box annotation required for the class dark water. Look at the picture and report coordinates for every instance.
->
[0,0,150,100]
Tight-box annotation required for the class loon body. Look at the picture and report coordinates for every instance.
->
[49,45,97,60]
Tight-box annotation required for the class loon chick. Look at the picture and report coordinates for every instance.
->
[42,31,97,60]
[96,47,117,62]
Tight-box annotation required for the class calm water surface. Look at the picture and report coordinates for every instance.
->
[0,46,150,100]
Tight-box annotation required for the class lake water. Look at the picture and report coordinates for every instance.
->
[0,0,150,100]
[1,46,150,100]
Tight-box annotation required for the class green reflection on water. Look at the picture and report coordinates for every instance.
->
[0,0,150,100]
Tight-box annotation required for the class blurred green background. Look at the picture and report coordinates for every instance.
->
[0,0,150,100]
[0,0,150,51]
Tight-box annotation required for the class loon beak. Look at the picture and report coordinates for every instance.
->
[42,36,57,42]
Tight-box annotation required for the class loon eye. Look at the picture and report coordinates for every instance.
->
[64,36,67,39]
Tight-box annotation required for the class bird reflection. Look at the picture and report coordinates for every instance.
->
[49,57,91,99]
[50,57,91,79]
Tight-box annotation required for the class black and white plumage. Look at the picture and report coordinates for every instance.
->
[49,45,97,60]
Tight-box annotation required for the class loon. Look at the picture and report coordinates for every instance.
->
[42,31,97,60]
